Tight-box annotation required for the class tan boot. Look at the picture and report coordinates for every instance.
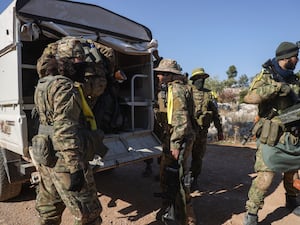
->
[186,203,196,225]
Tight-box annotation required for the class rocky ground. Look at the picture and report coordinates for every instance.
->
[0,142,300,225]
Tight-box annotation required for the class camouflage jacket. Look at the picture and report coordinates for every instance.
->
[245,67,300,118]
[191,85,222,132]
[168,80,195,150]
[34,75,85,173]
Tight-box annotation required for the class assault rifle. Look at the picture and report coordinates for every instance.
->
[277,102,300,126]
[241,122,256,145]
[154,142,190,225]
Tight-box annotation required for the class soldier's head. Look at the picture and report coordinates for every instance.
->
[83,63,107,98]
[37,42,59,78]
[190,67,210,89]
[275,41,299,70]
[154,58,185,84]
[55,36,86,82]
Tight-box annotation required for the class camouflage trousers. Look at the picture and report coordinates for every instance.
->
[245,142,299,214]
[36,164,102,225]
[159,138,194,225]
[190,128,208,179]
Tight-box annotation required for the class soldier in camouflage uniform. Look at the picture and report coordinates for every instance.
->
[243,41,300,225]
[82,63,107,108]
[154,59,196,225]
[188,68,223,187]
[32,36,106,225]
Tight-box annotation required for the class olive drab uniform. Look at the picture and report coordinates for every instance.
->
[243,55,300,220]
[32,37,106,225]
[190,85,223,180]
[188,67,223,183]
[158,80,196,225]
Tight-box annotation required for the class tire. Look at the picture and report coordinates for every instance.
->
[0,149,22,201]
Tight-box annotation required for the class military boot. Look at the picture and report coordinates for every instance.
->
[286,194,300,216]
[243,213,258,225]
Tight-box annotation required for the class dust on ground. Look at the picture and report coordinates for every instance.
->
[0,142,300,225]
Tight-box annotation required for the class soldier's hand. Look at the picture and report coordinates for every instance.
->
[68,170,85,192]
[170,149,180,160]
[279,83,291,96]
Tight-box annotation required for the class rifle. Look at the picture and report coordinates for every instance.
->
[277,102,300,126]
[241,122,256,145]
[154,142,190,225]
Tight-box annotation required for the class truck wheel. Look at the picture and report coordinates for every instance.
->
[0,149,22,201]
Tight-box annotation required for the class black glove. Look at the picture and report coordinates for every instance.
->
[68,170,85,192]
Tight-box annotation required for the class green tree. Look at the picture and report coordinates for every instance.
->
[224,65,238,87]
[205,76,225,93]
[226,65,238,79]
[238,74,249,87]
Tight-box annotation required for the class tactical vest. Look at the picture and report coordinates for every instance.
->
[34,75,67,126]
[31,75,66,167]
[157,91,168,113]
[192,86,213,129]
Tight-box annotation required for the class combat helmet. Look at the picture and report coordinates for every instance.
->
[36,36,86,78]
[56,36,85,61]
[190,68,209,81]
[154,58,182,75]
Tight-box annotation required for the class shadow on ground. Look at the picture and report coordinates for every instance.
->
[194,144,283,225]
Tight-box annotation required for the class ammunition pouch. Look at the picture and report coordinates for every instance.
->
[259,119,271,144]
[258,118,283,146]
[31,133,57,167]
[158,91,167,112]
[252,118,264,138]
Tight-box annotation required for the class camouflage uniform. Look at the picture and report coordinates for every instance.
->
[188,68,223,182]
[154,59,196,225]
[33,37,103,225]
[243,41,300,224]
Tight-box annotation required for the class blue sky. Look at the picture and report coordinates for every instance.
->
[90,0,300,80]
[1,0,300,80]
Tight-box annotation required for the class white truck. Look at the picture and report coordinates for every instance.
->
[0,0,161,201]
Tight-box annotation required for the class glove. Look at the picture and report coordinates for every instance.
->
[279,83,291,96]
[218,132,224,141]
[68,170,85,192]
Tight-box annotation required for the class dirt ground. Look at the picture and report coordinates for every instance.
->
[1,142,300,225]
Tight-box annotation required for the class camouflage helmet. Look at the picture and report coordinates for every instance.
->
[56,36,85,60]
[190,68,209,81]
[154,58,182,75]
[36,42,58,78]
